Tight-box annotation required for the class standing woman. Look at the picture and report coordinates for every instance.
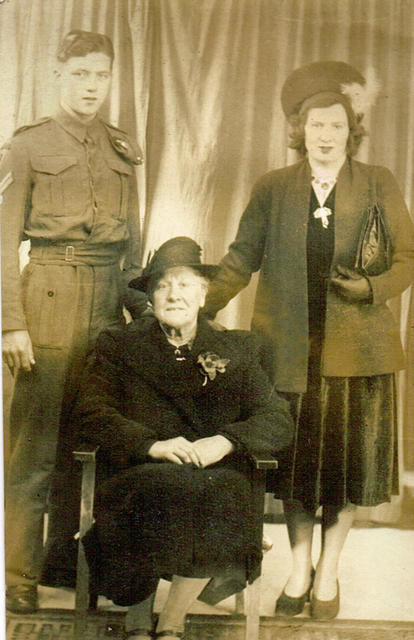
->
[204,61,414,619]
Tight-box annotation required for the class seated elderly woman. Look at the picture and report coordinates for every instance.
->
[75,237,293,640]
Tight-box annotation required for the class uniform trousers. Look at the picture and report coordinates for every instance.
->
[5,250,125,586]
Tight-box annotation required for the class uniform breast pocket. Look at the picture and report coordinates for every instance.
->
[31,154,81,215]
[105,157,133,220]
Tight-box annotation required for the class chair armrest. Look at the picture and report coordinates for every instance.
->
[251,454,278,470]
[73,443,100,463]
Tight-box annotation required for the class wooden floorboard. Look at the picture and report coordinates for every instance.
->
[6,610,414,640]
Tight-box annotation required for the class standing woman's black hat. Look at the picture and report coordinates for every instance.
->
[129,236,219,292]
[281,61,379,120]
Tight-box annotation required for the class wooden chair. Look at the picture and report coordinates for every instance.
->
[73,444,277,640]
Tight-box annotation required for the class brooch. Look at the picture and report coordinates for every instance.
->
[313,206,332,228]
[197,352,230,386]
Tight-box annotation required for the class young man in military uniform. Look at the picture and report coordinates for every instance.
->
[1,30,146,613]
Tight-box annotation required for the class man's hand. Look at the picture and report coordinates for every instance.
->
[330,265,372,302]
[192,435,234,468]
[148,436,203,466]
[2,330,35,375]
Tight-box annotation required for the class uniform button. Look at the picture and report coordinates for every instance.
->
[47,290,54,297]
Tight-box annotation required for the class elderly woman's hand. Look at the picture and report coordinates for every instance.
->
[192,435,234,467]
[148,436,202,466]
[330,265,373,302]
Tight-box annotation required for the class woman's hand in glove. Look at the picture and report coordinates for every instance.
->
[330,265,373,302]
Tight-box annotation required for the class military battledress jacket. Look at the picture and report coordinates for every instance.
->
[0,108,143,331]
[75,317,293,605]
[205,158,414,392]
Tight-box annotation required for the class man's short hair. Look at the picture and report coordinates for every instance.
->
[57,30,114,64]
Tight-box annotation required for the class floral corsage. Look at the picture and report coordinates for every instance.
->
[197,352,230,386]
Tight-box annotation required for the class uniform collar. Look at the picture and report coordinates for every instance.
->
[54,106,101,143]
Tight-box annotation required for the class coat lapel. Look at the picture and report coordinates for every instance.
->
[122,318,237,428]
[123,320,190,393]
[333,158,369,266]
[279,160,312,268]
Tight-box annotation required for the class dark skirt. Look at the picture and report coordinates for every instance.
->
[273,340,399,509]
[83,456,261,606]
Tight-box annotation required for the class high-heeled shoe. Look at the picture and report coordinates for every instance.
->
[275,567,315,616]
[310,580,340,620]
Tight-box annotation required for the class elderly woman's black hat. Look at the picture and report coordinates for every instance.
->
[129,236,219,292]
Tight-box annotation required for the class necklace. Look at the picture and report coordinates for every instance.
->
[174,347,186,361]
[313,175,337,190]
[159,323,195,361]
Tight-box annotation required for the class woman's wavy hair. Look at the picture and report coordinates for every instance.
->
[287,92,366,157]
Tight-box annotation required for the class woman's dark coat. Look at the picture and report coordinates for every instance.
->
[75,316,293,605]
[205,158,414,392]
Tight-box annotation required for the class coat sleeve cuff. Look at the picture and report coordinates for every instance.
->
[216,430,245,455]
[141,439,157,459]
[362,276,374,304]
[1,318,28,333]
[2,302,28,332]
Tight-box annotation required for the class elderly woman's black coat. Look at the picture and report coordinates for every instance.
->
[75,316,293,606]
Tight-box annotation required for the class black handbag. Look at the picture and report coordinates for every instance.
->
[354,203,393,276]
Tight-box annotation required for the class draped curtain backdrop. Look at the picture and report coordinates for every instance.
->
[1,0,413,522]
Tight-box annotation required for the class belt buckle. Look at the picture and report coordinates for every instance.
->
[65,245,75,262]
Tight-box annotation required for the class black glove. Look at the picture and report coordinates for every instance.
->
[330,265,373,303]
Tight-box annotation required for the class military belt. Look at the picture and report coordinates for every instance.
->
[29,242,122,266]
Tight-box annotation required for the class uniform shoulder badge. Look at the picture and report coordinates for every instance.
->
[102,120,143,165]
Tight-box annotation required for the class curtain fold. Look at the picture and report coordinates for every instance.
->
[1,0,413,522]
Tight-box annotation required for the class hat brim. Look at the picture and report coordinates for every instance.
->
[129,264,219,292]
